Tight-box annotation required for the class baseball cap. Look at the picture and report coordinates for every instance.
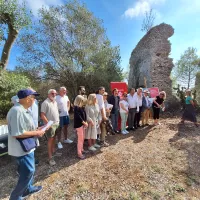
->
[17,89,40,99]
[143,90,150,93]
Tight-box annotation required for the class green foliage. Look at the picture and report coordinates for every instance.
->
[195,72,200,103]
[174,47,200,89]
[0,71,30,117]
[0,0,31,33]
[173,84,197,108]
[17,0,123,98]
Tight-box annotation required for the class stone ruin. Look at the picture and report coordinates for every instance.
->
[128,23,174,100]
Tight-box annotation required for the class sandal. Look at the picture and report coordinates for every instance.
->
[78,155,85,160]
[82,150,89,154]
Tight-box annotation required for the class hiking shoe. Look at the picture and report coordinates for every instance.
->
[22,186,42,199]
[88,146,97,151]
[49,158,56,166]
[57,142,63,149]
[93,143,101,148]
[64,139,73,144]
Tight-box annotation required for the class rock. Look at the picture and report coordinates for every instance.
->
[128,23,174,100]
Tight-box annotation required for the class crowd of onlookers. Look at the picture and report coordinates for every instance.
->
[7,85,198,200]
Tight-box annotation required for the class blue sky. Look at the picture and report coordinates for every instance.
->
[5,0,200,71]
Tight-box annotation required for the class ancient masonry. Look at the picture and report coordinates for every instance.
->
[128,23,174,99]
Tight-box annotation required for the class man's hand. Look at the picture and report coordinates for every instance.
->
[36,130,45,137]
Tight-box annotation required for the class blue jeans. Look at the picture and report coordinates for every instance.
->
[111,110,119,131]
[10,152,35,200]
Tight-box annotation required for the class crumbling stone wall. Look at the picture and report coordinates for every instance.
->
[128,23,174,99]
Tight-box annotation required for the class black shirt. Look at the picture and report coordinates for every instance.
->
[152,96,164,108]
[108,95,120,114]
[74,106,86,128]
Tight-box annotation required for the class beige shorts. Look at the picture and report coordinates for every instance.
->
[45,124,59,138]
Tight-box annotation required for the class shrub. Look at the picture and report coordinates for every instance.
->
[0,71,30,118]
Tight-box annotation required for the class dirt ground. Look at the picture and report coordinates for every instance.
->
[0,113,200,200]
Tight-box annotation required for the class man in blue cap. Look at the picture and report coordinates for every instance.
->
[7,89,45,200]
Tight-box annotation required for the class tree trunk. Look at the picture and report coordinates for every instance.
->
[188,70,191,89]
[0,27,18,70]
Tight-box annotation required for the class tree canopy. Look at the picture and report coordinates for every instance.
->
[17,1,123,97]
[0,0,31,70]
[174,47,200,89]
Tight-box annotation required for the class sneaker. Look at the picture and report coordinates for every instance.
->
[57,142,63,149]
[125,130,129,134]
[121,131,127,135]
[88,146,97,151]
[35,159,39,166]
[49,158,56,166]
[93,143,101,148]
[100,141,109,147]
[22,186,43,199]
[63,139,73,144]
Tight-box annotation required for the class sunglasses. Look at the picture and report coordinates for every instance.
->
[51,93,57,95]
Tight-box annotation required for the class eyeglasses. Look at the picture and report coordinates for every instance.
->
[51,93,57,95]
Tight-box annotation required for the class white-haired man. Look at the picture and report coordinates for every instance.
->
[41,89,60,166]
[56,86,73,149]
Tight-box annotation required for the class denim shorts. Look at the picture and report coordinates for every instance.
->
[59,115,70,127]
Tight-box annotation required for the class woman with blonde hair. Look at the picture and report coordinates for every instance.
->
[119,93,129,134]
[152,91,166,125]
[74,95,88,159]
[181,89,198,127]
[85,94,101,151]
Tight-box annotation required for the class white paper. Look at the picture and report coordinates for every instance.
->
[106,104,113,109]
[41,120,54,131]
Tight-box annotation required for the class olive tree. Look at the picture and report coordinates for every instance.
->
[0,0,31,70]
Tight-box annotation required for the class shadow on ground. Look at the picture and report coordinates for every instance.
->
[169,121,200,187]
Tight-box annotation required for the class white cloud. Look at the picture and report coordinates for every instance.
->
[123,0,165,19]
[22,0,63,16]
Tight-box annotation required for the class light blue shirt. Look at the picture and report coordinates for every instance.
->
[7,103,35,157]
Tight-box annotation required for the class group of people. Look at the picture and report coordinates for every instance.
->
[7,84,199,200]
[73,87,167,160]
[6,85,167,200]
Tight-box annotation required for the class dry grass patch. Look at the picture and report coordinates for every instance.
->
[1,116,200,199]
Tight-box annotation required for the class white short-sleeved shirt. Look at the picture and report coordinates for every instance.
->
[7,103,35,157]
[56,95,69,117]
[41,98,59,124]
[120,100,129,113]
[96,94,105,119]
